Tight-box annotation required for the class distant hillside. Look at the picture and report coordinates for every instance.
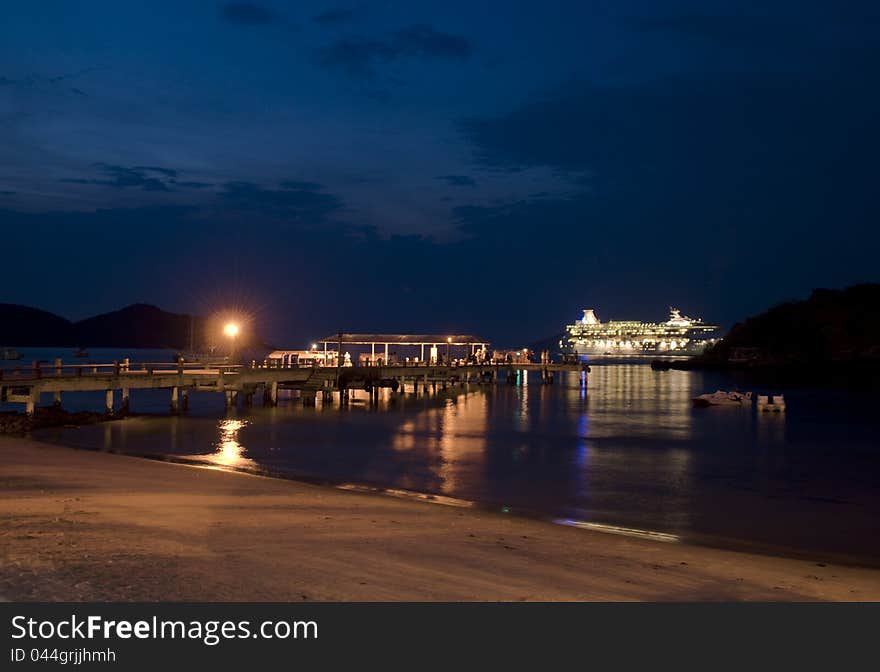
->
[685,284,880,370]
[1,302,266,350]
[0,304,74,346]
[72,303,205,349]
[0,303,256,349]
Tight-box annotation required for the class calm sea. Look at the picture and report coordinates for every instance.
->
[8,348,879,563]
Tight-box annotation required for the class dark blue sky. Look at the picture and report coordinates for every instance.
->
[1,1,878,346]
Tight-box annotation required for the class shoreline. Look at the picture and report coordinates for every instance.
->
[2,435,879,601]
[28,416,880,570]
[34,434,880,571]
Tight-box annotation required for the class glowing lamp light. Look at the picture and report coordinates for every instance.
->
[223,322,240,338]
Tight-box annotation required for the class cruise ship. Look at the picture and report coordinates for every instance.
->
[561,307,719,357]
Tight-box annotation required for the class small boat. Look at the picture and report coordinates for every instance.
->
[692,390,752,407]
[1,347,22,360]
[73,347,89,358]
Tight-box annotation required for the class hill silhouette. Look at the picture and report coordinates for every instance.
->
[73,303,205,349]
[682,283,880,371]
[0,304,74,346]
[0,303,249,350]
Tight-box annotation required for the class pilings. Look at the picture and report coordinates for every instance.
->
[25,390,39,417]
[225,390,238,409]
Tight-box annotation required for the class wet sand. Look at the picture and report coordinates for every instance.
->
[1,436,879,601]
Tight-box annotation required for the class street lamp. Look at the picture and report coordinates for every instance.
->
[446,336,452,364]
[224,322,239,361]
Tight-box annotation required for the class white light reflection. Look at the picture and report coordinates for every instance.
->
[554,518,680,543]
[212,419,256,468]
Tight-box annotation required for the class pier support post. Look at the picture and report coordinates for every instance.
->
[105,389,114,415]
[181,389,189,412]
[170,386,179,413]
[25,389,39,417]
[53,391,62,408]
[225,391,234,409]
[269,381,278,407]
[120,387,130,414]
[302,390,317,407]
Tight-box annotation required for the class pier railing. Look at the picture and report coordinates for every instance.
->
[0,360,244,382]
[1,356,557,382]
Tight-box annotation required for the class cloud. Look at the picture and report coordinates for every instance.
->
[624,14,779,45]
[0,69,95,95]
[133,165,178,178]
[57,164,213,192]
[317,24,471,78]
[392,25,471,60]
[220,2,280,25]
[60,164,174,192]
[458,71,877,182]
[436,174,477,187]
[174,181,214,189]
[312,7,358,27]
[279,180,323,190]
[217,180,343,224]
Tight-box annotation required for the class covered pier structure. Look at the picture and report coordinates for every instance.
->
[317,333,490,366]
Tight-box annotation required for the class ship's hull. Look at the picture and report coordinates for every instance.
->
[569,342,711,357]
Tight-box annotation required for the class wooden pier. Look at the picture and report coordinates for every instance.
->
[0,359,587,416]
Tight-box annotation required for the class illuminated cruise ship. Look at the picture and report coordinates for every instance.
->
[562,307,719,357]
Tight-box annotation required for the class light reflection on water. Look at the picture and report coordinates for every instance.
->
[35,364,880,560]
[213,419,256,468]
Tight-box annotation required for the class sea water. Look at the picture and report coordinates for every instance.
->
[11,348,879,562]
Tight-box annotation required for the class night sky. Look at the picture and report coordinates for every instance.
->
[1,1,878,346]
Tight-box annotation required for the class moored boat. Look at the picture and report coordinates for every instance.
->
[692,390,752,407]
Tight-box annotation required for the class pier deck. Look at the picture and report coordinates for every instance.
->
[0,360,586,415]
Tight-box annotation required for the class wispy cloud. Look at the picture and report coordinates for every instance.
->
[312,6,359,28]
[0,68,96,96]
[436,174,477,187]
[218,180,343,224]
[58,164,211,192]
[219,2,281,26]
[317,24,471,78]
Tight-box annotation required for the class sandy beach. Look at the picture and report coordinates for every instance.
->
[1,436,879,601]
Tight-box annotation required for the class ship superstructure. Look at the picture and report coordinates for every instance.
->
[562,307,718,356]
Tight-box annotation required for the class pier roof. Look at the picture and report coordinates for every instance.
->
[318,334,489,346]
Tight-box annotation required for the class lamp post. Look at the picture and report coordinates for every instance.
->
[224,322,239,363]
[446,336,452,365]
